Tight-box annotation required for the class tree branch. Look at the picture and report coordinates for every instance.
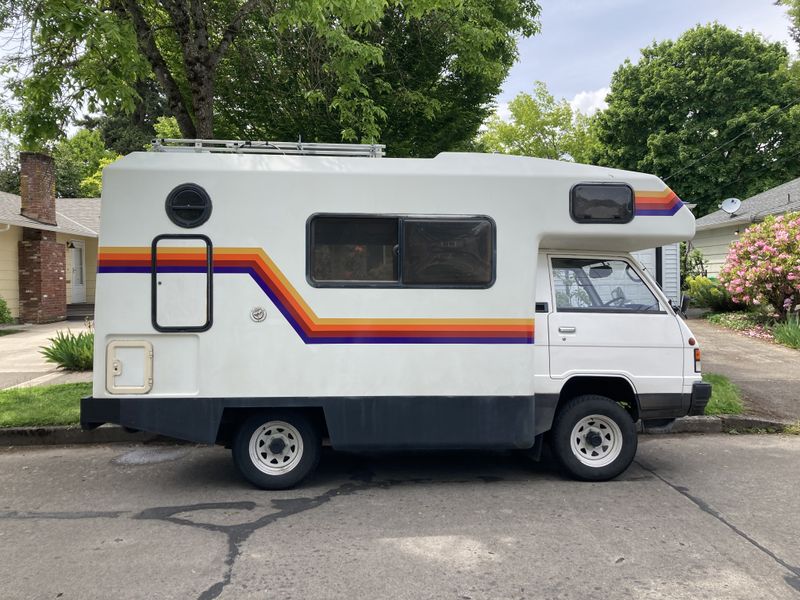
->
[112,0,196,137]
[210,0,261,68]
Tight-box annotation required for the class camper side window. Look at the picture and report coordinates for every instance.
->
[310,217,398,283]
[308,215,495,287]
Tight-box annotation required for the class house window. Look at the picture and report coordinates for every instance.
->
[570,183,634,224]
[308,215,495,288]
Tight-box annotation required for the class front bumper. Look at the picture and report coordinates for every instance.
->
[688,381,712,416]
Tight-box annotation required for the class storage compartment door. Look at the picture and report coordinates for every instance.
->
[106,341,153,394]
[153,235,212,331]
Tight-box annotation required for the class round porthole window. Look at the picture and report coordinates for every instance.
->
[165,183,212,228]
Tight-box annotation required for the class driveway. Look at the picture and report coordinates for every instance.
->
[0,321,92,389]
[689,319,800,422]
[0,435,798,599]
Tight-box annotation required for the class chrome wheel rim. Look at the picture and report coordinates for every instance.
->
[249,421,304,475]
[569,414,623,468]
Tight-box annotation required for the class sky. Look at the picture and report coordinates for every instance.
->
[499,0,795,116]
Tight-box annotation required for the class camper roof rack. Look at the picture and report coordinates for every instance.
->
[151,138,385,158]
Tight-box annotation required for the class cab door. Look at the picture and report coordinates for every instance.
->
[546,255,684,397]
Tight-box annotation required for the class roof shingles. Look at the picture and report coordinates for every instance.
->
[696,177,800,231]
[0,191,99,238]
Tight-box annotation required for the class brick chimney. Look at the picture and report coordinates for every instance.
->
[19,152,57,225]
[17,152,66,323]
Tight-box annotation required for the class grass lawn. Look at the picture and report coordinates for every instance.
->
[703,373,744,415]
[0,329,23,337]
[0,382,90,428]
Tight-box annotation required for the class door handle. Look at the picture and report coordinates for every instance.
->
[558,326,576,334]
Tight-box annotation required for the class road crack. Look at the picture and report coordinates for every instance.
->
[636,459,800,593]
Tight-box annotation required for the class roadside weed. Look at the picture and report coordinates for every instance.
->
[703,373,744,415]
[40,330,95,371]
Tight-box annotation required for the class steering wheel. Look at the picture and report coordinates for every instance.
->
[602,286,627,306]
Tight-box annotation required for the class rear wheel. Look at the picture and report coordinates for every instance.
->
[550,394,637,481]
[232,411,321,490]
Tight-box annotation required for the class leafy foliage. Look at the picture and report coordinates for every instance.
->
[680,242,708,284]
[53,129,118,197]
[478,81,599,162]
[773,312,800,349]
[706,311,772,331]
[718,212,800,316]
[1,0,540,154]
[40,330,95,371]
[79,155,122,197]
[0,295,12,324]
[685,276,741,311]
[592,24,800,216]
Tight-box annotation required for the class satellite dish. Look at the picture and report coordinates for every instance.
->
[720,197,742,215]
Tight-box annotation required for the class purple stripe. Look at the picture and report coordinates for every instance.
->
[636,202,684,216]
[100,263,534,345]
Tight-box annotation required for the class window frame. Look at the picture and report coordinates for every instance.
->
[548,254,667,315]
[306,213,497,289]
[569,182,635,225]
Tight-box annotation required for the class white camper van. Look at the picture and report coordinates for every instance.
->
[82,140,711,489]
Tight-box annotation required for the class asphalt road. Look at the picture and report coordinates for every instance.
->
[0,434,798,600]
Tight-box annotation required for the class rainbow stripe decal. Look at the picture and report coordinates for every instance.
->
[97,247,535,345]
[635,188,683,216]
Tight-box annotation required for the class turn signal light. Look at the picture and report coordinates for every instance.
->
[694,348,702,373]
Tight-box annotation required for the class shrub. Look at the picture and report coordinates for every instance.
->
[773,312,800,349]
[685,275,741,311]
[40,330,94,371]
[718,212,800,317]
[680,242,707,283]
[0,296,11,324]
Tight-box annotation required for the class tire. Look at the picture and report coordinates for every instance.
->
[232,411,321,490]
[549,394,637,482]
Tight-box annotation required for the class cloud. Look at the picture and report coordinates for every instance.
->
[569,87,610,115]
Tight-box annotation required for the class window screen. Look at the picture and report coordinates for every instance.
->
[308,215,495,287]
[570,184,634,224]
[310,217,398,282]
[403,219,493,285]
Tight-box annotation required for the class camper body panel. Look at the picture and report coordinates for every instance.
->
[85,151,701,452]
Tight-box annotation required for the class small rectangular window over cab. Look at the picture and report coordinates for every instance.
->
[570,183,634,224]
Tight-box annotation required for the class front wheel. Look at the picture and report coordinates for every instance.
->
[232,411,321,490]
[550,395,637,481]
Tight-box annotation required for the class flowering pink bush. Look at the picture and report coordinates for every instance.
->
[718,212,800,317]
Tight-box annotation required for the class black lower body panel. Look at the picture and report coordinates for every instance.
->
[82,395,544,450]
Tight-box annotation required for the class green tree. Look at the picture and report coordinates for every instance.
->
[1,0,540,152]
[79,155,123,197]
[777,0,800,50]
[592,24,800,216]
[53,130,118,198]
[478,81,600,162]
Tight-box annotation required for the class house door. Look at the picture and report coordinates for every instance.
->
[69,240,86,303]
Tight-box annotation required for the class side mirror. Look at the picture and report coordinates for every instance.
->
[670,294,690,317]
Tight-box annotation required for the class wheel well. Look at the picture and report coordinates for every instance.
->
[556,376,639,422]
[216,407,328,446]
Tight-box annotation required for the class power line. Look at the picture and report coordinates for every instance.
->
[664,97,800,182]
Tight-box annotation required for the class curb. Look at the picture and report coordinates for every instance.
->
[0,425,169,447]
[641,415,791,435]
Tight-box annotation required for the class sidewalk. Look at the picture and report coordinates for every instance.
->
[0,322,93,390]
[689,318,800,422]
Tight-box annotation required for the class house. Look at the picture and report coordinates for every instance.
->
[0,152,100,323]
[693,177,800,278]
[631,244,681,305]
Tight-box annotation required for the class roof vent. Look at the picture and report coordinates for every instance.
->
[165,183,212,228]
